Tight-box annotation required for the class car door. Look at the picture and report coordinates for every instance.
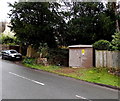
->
[3,51,9,59]
[69,49,82,67]
[2,51,6,59]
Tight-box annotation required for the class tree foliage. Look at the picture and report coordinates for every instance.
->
[111,32,120,50]
[8,2,118,47]
[64,2,116,45]
[8,2,65,48]
[0,33,19,45]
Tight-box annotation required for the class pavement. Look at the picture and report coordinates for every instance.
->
[1,59,120,100]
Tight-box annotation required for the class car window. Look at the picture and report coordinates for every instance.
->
[10,50,18,54]
[2,52,6,54]
[2,51,8,54]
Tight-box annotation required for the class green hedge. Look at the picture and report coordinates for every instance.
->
[93,40,110,50]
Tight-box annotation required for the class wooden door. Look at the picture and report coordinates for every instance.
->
[69,49,81,67]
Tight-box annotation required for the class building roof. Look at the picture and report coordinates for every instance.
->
[69,45,93,48]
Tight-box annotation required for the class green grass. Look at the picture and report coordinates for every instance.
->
[24,63,120,88]
[68,68,120,87]
[24,64,60,72]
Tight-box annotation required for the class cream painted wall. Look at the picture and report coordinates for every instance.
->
[2,22,15,37]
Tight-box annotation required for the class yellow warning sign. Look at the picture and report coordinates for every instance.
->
[82,49,85,55]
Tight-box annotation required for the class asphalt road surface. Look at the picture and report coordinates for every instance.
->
[1,59,119,100]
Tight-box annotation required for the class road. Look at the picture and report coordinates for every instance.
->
[1,59,119,100]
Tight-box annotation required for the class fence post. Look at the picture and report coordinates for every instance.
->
[96,50,103,67]
[103,51,107,67]
[107,51,112,68]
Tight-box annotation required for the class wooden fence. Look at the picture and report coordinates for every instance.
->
[95,50,120,68]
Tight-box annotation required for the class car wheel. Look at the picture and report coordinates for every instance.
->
[2,56,5,60]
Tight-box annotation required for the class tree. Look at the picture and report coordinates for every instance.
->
[64,2,116,45]
[0,33,19,45]
[8,2,64,48]
[106,2,120,32]
[8,2,118,47]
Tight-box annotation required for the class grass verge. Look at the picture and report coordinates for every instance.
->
[23,63,120,88]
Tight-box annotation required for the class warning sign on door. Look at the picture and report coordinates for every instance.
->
[82,49,85,55]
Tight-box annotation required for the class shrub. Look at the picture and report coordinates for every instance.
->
[110,32,120,51]
[93,40,110,50]
[37,43,48,58]
[47,48,69,66]
[22,57,36,64]
[36,43,69,66]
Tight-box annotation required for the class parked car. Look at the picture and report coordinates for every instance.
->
[1,50,22,60]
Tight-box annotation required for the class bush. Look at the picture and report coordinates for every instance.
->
[110,32,120,51]
[36,43,69,66]
[22,57,36,65]
[93,40,110,50]
[37,43,48,58]
[47,48,69,66]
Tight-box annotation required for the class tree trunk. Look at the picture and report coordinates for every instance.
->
[112,2,120,32]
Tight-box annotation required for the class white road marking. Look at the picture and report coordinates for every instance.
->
[76,95,92,101]
[76,95,87,99]
[9,72,45,86]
